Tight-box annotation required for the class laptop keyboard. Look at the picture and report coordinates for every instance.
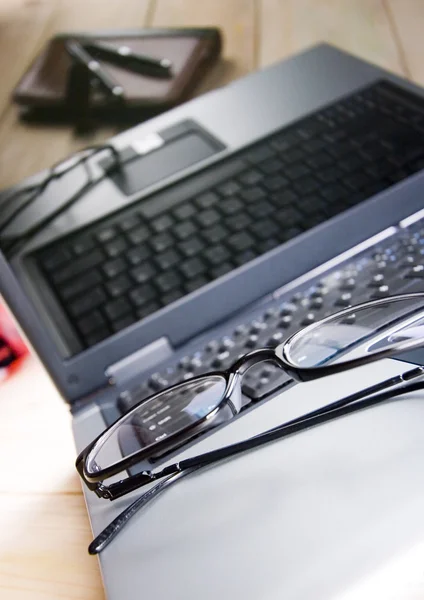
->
[33,79,424,351]
[118,219,424,423]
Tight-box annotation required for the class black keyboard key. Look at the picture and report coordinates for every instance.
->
[240,186,267,203]
[204,245,230,265]
[218,180,242,197]
[96,227,117,243]
[127,225,150,245]
[106,274,132,298]
[136,301,161,319]
[235,249,257,266]
[85,327,110,347]
[250,219,279,239]
[161,289,185,305]
[195,192,219,209]
[179,236,205,257]
[69,287,107,317]
[246,145,274,164]
[111,314,137,333]
[150,232,174,253]
[242,365,292,400]
[227,212,252,232]
[127,245,151,266]
[77,310,106,336]
[293,177,319,194]
[105,298,132,320]
[156,271,183,293]
[51,249,104,284]
[263,175,289,192]
[72,236,95,256]
[239,169,263,185]
[119,214,141,232]
[202,224,228,244]
[129,285,156,307]
[60,269,102,300]
[103,258,126,279]
[227,231,255,252]
[40,247,72,271]
[174,220,197,240]
[185,276,209,293]
[173,202,196,220]
[212,262,234,278]
[259,157,283,175]
[104,237,128,258]
[196,208,220,228]
[151,214,174,233]
[155,249,181,270]
[247,201,274,219]
[180,257,207,279]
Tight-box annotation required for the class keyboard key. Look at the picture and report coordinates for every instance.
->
[127,225,150,245]
[155,249,181,270]
[96,227,117,243]
[195,192,219,209]
[59,269,102,300]
[218,180,242,197]
[105,298,132,320]
[173,202,196,220]
[212,262,234,278]
[103,258,126,279]
[151,214,174,233]
[85,327,110,347]
[202,224,228,244]
[238,169,263,185]
[156,271,183,293]
[51,249,104,284]
[111,314,136,333]
[129,285,156,307]
[220,198,243,216]
[204,245,230,265]
[127,245,150,266]
[185,276,209,293]
[69,287,107,317]
[227,232,255,252]
[72,236,95,256]
[161,289,185,305]
[119,214,141,232]
[104,237,128,258]
[180,257,207,279]
[150,232,174,253]
[196,209,220,228]
[40,247,72,271]
[136,302,161,319]
[77,310,106,335]
[179,236,205,257]
[106,275,132,298]
[174,220,197,240]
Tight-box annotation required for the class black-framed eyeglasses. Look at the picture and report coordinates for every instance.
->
[76,293,424,554]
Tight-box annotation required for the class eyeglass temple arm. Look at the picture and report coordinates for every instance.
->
[90,366,424,554]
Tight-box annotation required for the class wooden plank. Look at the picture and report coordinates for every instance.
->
[259,0,405,77]
[385,0,424,85]
[0,0,55,119]
[0,493,103,600]
[151,0,256,93]
[0,0,152,189]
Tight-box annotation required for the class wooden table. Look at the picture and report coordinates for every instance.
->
[1,1,424,598]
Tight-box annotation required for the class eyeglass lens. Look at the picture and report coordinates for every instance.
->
[283,295,424,369]
[86,375,228,475]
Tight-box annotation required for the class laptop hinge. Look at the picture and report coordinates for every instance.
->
[105,337,173,387]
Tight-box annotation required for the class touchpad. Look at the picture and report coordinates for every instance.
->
[108,120,225,196]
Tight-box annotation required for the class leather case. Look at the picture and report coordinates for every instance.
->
[12,28,222,123]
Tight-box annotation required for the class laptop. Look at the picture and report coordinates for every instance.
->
[1,42,424,598]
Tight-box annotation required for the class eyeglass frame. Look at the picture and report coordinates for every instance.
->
[76,292,424,503]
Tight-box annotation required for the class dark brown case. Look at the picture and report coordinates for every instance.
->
[13,28,222,123]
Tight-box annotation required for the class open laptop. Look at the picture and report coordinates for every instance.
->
[1,42,424,598]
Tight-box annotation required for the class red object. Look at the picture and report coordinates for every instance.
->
[0,302,28,380]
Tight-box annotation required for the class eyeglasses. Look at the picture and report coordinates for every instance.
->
[0,143,121,257]
[76,293,424,554]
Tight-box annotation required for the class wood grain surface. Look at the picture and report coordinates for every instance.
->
[0,1,422,598]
